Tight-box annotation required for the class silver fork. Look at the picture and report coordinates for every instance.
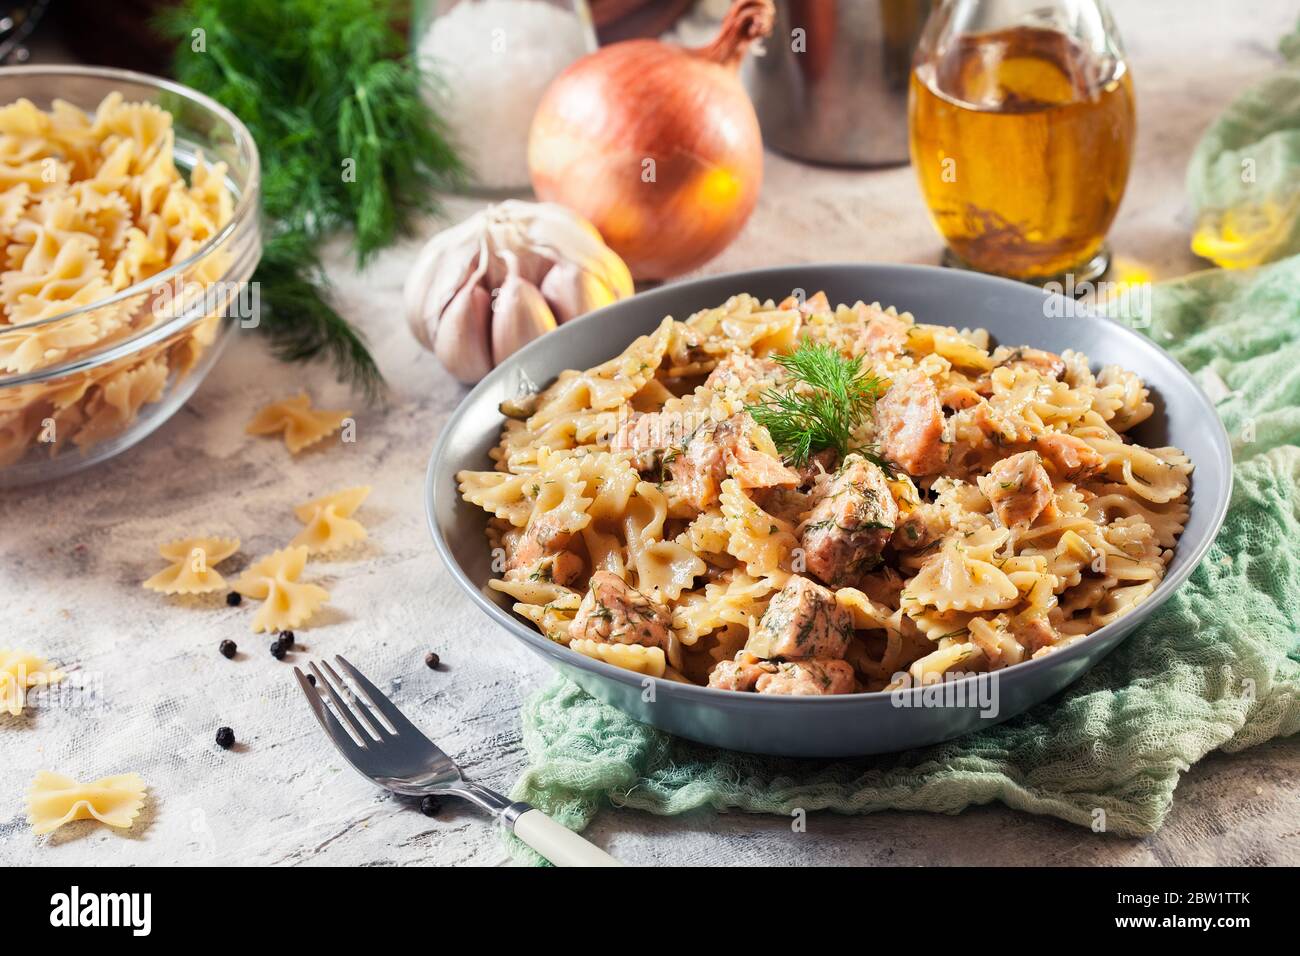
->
[295,655,621,867]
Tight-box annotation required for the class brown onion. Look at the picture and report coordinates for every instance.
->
[528,0,774,281]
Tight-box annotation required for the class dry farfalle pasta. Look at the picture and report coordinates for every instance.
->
[141,535,239,594]
[290,486,371,554]
[26,771,147,835]
[0,93,235,468]
[232,545,330,632]
[246,393,351,454]
[0,648,64,716]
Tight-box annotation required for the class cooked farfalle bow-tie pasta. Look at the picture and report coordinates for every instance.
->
[458,291,1191,696]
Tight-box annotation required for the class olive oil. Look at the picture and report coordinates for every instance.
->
[909,26,1135,282]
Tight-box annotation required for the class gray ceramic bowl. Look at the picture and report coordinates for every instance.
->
[426,264,1232,757]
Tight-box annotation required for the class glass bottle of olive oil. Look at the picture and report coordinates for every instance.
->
[908,1,1135,283]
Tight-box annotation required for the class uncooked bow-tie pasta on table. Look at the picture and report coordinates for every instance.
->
[459,292,1192,695]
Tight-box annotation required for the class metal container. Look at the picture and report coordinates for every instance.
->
[742,0,931,167]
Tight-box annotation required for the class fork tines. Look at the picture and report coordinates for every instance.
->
[296,655,415,749]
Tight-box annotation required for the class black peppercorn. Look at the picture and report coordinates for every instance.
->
[270,640,287,660]
[225,591,242,607]
[219,639,237,659]
[306,673,316,686]
[278,630,295,649]
[215,726,235,749]
[419,795,442,817]
[424,652,441,670]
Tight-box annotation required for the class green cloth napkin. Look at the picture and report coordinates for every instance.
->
[1187,20,1300,268]
[507,255,1300,864]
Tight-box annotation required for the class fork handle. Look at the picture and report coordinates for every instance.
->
[505,803,623,867]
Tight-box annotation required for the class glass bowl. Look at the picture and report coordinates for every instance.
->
[0,65,261,488]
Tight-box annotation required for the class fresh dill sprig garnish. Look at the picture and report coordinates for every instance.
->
[158,0,464,399]
[746,338,887,467]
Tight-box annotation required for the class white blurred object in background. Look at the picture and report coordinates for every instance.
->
[416,0,596,193]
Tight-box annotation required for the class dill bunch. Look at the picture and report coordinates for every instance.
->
[747,339,887,467]
[159,0,463,399]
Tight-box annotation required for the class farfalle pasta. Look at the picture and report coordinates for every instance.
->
[291,486,371,554]
[232,545,330,633]
[1,648,64,716]
[141,535,240,595]
[570,638,666,678]
[459,292,1191,695]
[26,770,147,835]
[246,393,350,454]
[0,93,235,469]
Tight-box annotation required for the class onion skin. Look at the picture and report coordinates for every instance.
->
[529,1,773,281]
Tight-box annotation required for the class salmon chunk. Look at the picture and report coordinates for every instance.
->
[669,412,799,510]
[715,413,801,489]
[801,454,899,586]
[612,409,692,457]
[779,290,830,316]
[755,659,856,695]
[747,575,854,660]
[997,346,1066,380]
[1014,616,1059,656]
[979,451,1055,527]
[940,384,983,410]
[795,447,840,488]
[569,571,671,648]
[1032,432,1104,481]
[875,369,951,476]
[852,307,911,358]
[668,429,726,510]
[506,514,583,585]
[707,651,777,691]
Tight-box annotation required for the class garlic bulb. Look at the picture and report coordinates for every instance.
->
[404,201,634,384]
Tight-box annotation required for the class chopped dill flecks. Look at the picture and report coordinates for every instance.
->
[746,338,887,467]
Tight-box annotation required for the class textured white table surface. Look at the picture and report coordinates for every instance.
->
[3,0,1297,867]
